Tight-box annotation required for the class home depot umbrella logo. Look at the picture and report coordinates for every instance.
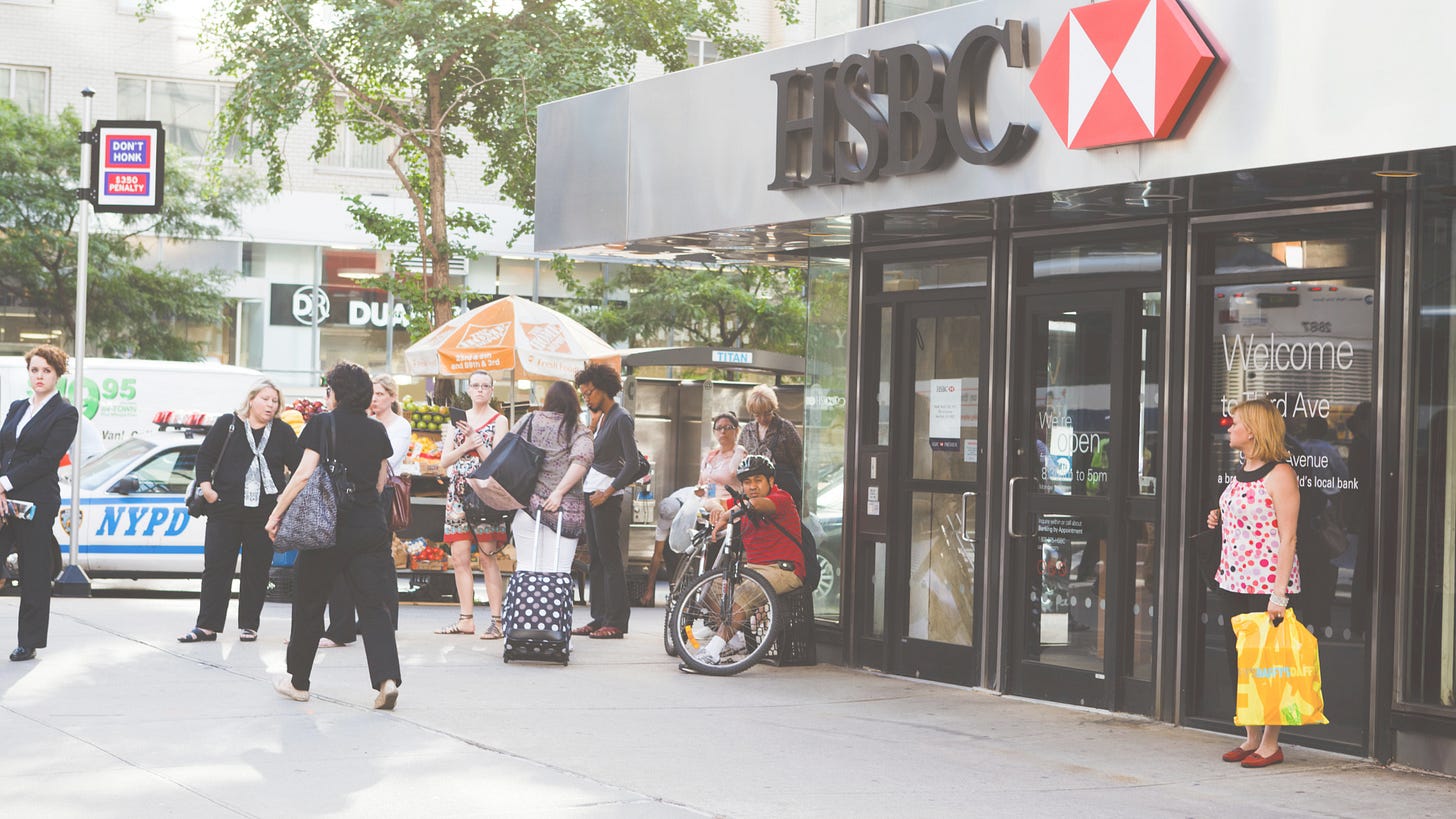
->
[522,321,571,354]
[1029,0,1216,150]
[458,321,511,349]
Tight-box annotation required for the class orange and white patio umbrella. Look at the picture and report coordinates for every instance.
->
[404,295,620,381]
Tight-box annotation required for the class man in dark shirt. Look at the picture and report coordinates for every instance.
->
[572,363,639,639]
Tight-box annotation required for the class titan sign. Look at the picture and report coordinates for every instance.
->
[768,21,1033,190]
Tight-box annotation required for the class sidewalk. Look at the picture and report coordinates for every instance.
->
[2,593,1452,818]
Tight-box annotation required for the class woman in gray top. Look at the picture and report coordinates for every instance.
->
[499,382,594,571]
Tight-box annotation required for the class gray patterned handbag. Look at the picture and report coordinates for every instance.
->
[274,413,348,552]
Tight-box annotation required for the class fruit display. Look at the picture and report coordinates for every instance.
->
[410,432,442,459]
[278,408,305,435]
[288,398,325,421]
[400,397,453,433]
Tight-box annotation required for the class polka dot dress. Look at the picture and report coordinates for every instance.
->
[1216,466,1301,595]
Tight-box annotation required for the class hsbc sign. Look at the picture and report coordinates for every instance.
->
[769,0,1216,190]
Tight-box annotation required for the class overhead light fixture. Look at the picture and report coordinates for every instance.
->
[498,254,539,261]
[1373,169,1419,178]
[338,269,378,280]
[19,332,56,340]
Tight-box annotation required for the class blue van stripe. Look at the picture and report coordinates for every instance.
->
[79,545,205,555]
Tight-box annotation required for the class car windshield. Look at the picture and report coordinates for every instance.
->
[77,439,155,491]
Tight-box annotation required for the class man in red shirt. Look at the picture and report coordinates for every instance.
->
[697,455,803,664]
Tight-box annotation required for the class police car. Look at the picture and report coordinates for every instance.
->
[53,418,214,578]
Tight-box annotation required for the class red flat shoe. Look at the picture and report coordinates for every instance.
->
[570,625,598,636]
[589,626,624,639]
[1222,746,1257,763]
[1241,748,1284,768]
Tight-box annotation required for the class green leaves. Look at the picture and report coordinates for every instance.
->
[0,101,251,359]
[554,256,806,355]
[195,0,794,341]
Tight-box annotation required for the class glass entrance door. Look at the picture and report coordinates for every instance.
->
[888,298,986,684]
[1009,289,1162,712]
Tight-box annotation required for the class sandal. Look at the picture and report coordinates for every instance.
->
[589,626,624,639]
[570,624,598,636]
[435,614,474,635]
[479,617,504,640]
[177,628,217,643]
[239,629,258,642]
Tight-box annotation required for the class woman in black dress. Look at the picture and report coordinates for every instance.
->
[178,379,301,643]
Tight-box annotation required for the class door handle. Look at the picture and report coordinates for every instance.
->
[1007,477,1032,538]
[961,491,976,542]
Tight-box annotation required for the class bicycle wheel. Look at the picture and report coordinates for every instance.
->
[670,567,781,676]
[662,542,708,656]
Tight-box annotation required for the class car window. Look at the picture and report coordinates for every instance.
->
[126,447,199,494]
[80,439,155,491]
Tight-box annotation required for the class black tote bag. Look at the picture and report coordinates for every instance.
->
[1189,526,1223,592]
[470,414,545,507]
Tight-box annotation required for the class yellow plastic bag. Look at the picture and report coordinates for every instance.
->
[1231,609,1329,726]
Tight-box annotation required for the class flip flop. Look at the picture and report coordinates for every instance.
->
[239,629,258,642]
[177,628,217,643]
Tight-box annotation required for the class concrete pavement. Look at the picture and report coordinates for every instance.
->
[2,592,1453,818]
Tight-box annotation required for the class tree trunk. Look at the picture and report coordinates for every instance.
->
[427,71,454,407]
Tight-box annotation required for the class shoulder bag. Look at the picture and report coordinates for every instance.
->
[470,413,545,508]
[186,414,237,518]
[274,414,347,552]
[1189,525,1223,592]
[385,464,412,531]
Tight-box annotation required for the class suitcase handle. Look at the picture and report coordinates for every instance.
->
[532,509,566,573]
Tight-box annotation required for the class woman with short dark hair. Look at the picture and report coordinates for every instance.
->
[178,378,301,644]
[267,361,401,709]
[0,344,79,661]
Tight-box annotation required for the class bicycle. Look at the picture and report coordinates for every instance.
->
[661,510,719,657]
[668,485,783,676]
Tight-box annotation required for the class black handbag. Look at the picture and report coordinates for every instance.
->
[1190,525,1223,592]
[470,414,545,507]
[185,414,237,518]
[275,414,349,552]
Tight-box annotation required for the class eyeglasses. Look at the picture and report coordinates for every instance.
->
[324,386,332,396]
[468,383,493,391]
[713,425,736,432]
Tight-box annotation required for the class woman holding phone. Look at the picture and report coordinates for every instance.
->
[436,371,509,638]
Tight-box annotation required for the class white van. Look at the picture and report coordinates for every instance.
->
[0,357,265,446]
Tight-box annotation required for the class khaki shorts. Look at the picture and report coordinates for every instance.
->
[746,564,803,595]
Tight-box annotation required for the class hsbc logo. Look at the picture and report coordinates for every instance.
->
[1030,0,1216,150]
[768,1,1217,190]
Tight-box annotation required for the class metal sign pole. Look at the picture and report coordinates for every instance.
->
[58,88,97,597]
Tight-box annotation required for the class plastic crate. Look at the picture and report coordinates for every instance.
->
[765,585,817,667]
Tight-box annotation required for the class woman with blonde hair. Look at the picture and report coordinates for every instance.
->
[1205,397,1301,768]
[738,384,803,508]
[179,379,302,643]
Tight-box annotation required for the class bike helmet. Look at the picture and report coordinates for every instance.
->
[736,454,776,481]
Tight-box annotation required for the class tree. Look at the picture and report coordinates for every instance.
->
[554,258,807,355]
[0,101,255,360]
[193,0,795,337]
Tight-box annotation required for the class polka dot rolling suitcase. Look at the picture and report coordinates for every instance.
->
[502,511,573,665]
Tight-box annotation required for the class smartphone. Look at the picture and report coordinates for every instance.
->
[449,406,469,427]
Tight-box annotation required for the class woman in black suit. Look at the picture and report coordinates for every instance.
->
[0,345,80,662]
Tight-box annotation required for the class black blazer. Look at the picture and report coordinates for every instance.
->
[0,395,80,511]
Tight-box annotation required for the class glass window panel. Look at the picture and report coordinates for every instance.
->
[1210,223,1376,276]
[912,312,979,482]
[1027,513,1104,671]
[1129,521,1158,680]
[876,305,891,446]
[10,68,46,115]
[1136,292,1162,496]
[871,540,887,638]
[1406,191,1456,709]
[880,0,973,24]
[907,491,975,646]
[1032,306,1112,496]
[815,0,859,36]
[804,256,850,622]
[1031,237,1163,278]
[154,80,217,155]
[117,77,147,119]
[1200,267,1375,748]
[882,256,987,291]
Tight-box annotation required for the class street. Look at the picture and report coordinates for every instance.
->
[2,590,1453,818]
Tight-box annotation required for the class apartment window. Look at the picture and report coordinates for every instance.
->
[321,127,391,172]
[0,66,47,116]
[117,76,234,156]
[688,37,720,67]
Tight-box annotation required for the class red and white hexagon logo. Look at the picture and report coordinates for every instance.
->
[1030,0,1216,150]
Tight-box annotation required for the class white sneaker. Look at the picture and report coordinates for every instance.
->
[274,676,309,702]
[693,648,723,665]
[725,632,747,655]
[373,679,399,711]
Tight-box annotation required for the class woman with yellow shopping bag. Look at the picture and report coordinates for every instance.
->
[1205,398,1319,768]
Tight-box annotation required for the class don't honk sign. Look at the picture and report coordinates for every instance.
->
[87,120,166,214]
